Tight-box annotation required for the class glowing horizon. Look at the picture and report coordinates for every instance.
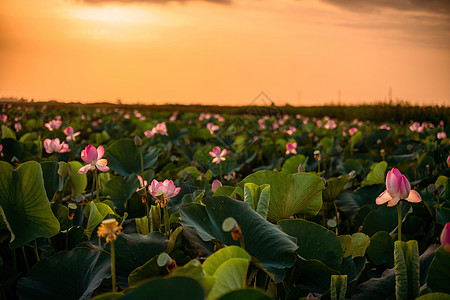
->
[1,0,449,107]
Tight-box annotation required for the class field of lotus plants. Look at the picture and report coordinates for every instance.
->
[0,103,449,300]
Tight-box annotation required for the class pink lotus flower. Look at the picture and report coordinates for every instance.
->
[409,122,424,133]
[348,127,358,136]
[138,175,148,188]
[447,155,450,167]
[45,120,62,131]
[207,122,219,135]
[380,124,391,130]
[286,126,297,136]
[64,126,81,142]
[78,145,109,174]
[212,179,222,193]
[0,144,3,157]
[376,168,422,207]
[0,114,7,123]
[437,132,447,139]
[316,120,323,128]
[441,222,450,254]
[148,179,181,207]
[136,175,148,195]
[14,123,21,132]
[324,120,337,130]
[286,142,297,155]
[144,122,168,138]
[209,146,227,164]
[43,138,69,154]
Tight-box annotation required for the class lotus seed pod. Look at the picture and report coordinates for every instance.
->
[222,217,239,233]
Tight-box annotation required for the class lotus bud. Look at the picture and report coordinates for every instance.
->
[212,179,222,193]
[441,223,450,254]
[447,155,450,168]
[297,163,305,173]
[134,135,142,147]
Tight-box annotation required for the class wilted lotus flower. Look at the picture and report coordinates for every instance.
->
[324,120,337,130]
[380,124,391,130]
[78,145,109,174]
[0,114,7,123]
[43,138,69,154]
[441,222,450,254]
[207,122,219,135]
[348,127,358,136]
[149,179,181,207]
[285,142,297,155]
[97,219,122,243]
[45,120,62,131]
[212,179,222,193]
[63,126,81,142]
[376,168,422,207]
[437,132,447,139]
[209,146,227,164]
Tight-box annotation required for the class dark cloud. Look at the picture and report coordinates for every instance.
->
[81,0,231,5]
[320,0,450,15]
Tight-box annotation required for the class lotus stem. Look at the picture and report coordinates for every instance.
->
[95,169,99,201]
[146,201,151,234]
[91,170,96,201]
[34,240,40,262]
[333,200,339,235]
[163,205,170,238]
[397,202,402,241]
[111,240,116,292]
[21,246,29,273]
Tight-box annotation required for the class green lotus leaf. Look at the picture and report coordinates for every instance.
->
[1,125,16,139]
[217,289,272,300]
[235,170,325,222]
[323,175,351,202]
[208,258,250,300]
[68,161,87,196]
[107,138,160,176]
[0,161,60,248]
[394,240,420,300]
[361,161,387,187]
[278,219,343,270]
[179,196,298,283]
[109,232,168,288]
[41,161,63,201]
[416,293,450,300]
[17,247,110,300]
[427,246,450,294]
[84,201,116,239]
[120,276,205,300]
[281,155,308,174]
[203,246,251,276]
[330,275,347,300]
[366,231,394,267]
[103,174,139,211]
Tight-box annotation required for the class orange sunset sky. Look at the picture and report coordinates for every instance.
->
[1,0,449,106]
